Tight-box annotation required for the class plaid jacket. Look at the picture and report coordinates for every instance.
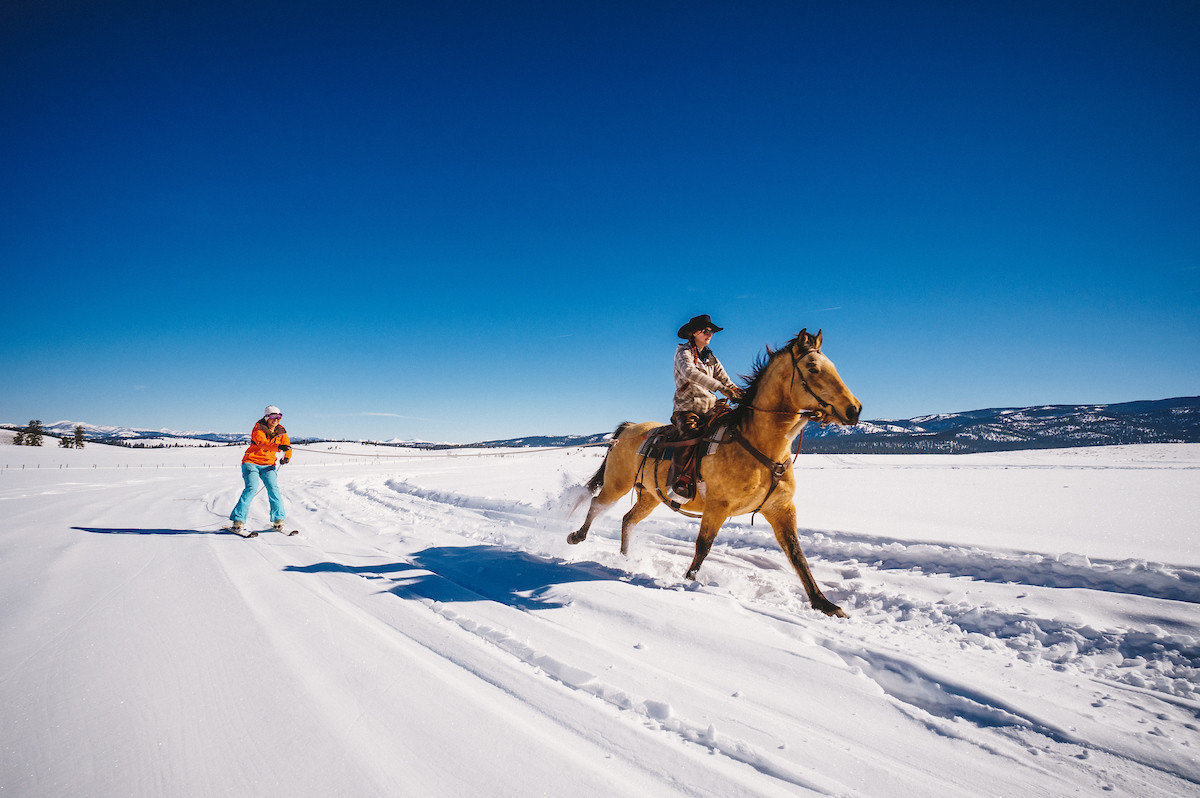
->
[674,343,736,414]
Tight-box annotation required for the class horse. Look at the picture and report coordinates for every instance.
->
[567,328,861,617]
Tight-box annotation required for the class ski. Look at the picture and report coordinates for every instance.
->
[220,525,297,537]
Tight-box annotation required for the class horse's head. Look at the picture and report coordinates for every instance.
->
[788,329,862,426]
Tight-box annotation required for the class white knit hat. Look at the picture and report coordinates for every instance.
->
[264,405,282,417]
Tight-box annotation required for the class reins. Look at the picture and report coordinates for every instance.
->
[742,346,835,424]
[728,344,837,521]
[787,345,839,420]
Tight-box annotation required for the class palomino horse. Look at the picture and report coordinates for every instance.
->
[567,329,861,617]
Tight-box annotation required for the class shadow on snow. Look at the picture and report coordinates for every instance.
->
[73,526,234,536]
[70,527,675,610]
[285,545,662,611]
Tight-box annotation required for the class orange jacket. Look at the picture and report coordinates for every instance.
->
[242,420,292,466]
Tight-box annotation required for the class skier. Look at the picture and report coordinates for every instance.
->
[229,405,292,535]
[671,314,742,499]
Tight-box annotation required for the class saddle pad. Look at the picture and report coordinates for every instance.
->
[637,432,671,458]
[707,426,729,455]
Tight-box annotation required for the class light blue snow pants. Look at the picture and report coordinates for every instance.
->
[230,462,285,524]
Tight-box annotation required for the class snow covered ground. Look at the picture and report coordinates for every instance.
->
[2,431,1198,796]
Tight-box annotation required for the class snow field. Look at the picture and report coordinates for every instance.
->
[1,436,1198,795]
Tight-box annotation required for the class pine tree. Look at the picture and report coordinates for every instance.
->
[13,430,25,445]
[24,420,43,446]
[59,435,73,448]
[74,425,86,449]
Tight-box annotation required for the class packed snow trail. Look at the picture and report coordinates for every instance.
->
[2,470,754,796]
[2,440,1198,795]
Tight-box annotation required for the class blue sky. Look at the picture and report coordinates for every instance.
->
[2,1,1197,442]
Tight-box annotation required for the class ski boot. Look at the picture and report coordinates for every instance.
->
[228,521,257,538]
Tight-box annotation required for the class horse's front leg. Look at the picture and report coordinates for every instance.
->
[761,501,846,618]
[685,505,730,580]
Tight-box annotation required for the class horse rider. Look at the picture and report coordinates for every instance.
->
[671,314,742,498]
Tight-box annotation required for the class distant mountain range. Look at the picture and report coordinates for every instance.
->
[460,396,1200,454]
[396,432,612,450]
[6,396,1198,454]
[21,422,249,445]
[797,396,1200,453]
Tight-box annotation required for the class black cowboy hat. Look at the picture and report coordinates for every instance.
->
[677,314,724,339]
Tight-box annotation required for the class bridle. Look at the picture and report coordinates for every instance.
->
[729,343,842,521]
[746,344,841,425]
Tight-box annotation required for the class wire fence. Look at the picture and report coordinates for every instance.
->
[1,441,610,471]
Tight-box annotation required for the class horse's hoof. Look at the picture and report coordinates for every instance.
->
[685,568,698,580]
[567,531,585,545]
[812,598,847,618]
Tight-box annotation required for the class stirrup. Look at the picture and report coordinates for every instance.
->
[669,480,695,501]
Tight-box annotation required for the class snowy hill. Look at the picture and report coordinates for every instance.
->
[15,420,251,445]
[460,396,1200,453]
[799,395,1200,453]
[6,396,1198,453]
[395,431,613,450]
[1,437,1197,795]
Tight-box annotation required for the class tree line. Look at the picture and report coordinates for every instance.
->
[11,420,86,448]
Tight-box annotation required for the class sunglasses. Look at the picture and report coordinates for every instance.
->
[267,414,282,420]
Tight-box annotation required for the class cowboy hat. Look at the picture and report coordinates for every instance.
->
[677,314,724,339]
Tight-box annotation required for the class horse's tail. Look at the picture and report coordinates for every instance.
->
[584,421,633,494]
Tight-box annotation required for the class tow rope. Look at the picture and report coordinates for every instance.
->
[287,441,610,459]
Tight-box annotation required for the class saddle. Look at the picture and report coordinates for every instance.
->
[637,402,734,505]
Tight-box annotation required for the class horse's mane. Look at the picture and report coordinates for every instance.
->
[725,332,806,431]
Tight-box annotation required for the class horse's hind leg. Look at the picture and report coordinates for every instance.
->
[567,495,612,544]
[619,488,659,555]
[568,433,639,545]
